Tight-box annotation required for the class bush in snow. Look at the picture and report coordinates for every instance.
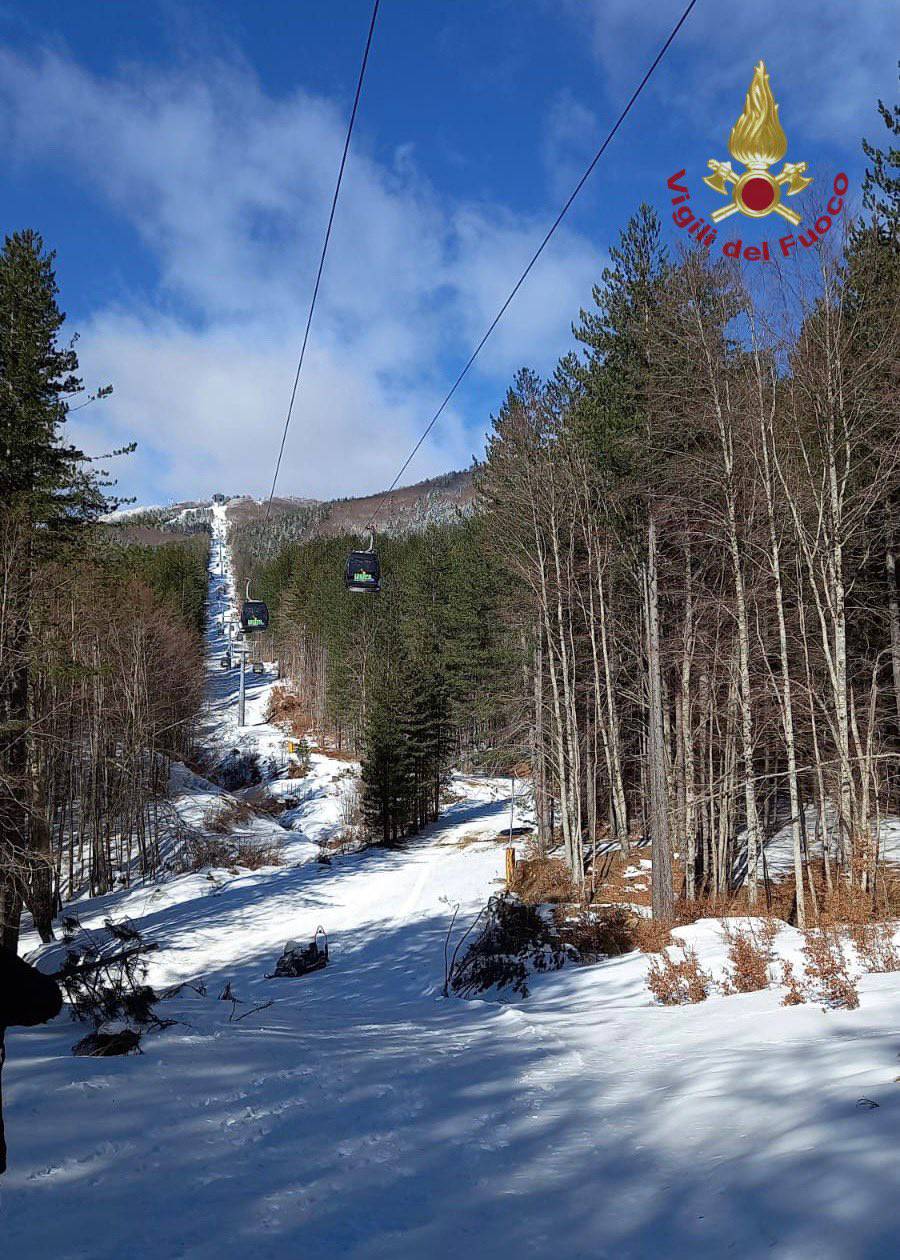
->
[202,799,256,833]
[558,905,638,961]
[509,857,576,905]
[450,894,575,999]
[72,1025,143,1057]
[632,918,674,954]
[287,738,312,779]
[646,943,712,1005]
[176,833,282,872]
[721,922,777,994]
[244,786,296,817]
[231,838,283,869]
[847,920,900,974]
[780,960,806,1006]
[801,927,859,1010]
[327,780,368,853]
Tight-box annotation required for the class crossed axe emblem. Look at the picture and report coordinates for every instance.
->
[704,160,813,225]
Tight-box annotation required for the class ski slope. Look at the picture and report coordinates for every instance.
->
[4,510,900,1259]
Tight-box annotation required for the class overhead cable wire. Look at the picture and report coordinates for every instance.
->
[263,0,381,522]
[366,0,698,528]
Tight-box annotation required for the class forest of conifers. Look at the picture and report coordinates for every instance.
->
[234,102,898,926]
[0,229,210,949]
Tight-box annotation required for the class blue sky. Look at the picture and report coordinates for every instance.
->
[1,1,895,505]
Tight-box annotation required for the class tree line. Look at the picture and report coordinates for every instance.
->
[477,101,897,923]
[0,231,208,950]
[232,522,514,842]
[236,94,898,919]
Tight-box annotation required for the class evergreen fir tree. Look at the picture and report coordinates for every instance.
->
[0,230,117,948]
[361,678,411,844]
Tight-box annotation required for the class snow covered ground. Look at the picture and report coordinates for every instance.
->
[4,511,900,1259]
[759,805,900,878]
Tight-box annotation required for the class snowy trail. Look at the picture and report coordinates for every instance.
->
[4,510,900,1258]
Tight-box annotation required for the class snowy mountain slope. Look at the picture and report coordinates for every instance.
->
[4,506,900,1260]
[101,467,473,540]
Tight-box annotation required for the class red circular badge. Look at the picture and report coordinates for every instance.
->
[741,176,776,212]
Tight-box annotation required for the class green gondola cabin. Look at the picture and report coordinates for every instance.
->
[345,550,380,593]
[240,600,269,632]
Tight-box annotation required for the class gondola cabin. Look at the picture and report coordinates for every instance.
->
[252,660,264,675]
[345,550,380,594]
[240,600,269,633]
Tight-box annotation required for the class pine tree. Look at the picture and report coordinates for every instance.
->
[0,230,115,948]
[564,203,669,478]
[846,77,900,733]
[361,680,411,844]
[442,515,515,760]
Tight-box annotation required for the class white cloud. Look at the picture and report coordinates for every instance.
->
[561,0,898,147]
[0,48,599,503]
[541,91,600,200]
[447,205,601,378]
[66,309,470,504]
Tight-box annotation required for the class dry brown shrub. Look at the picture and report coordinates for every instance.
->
[509,857,576,905]
[633,917,674,953]
[243,788,295,817]
[673,892,743,924]
[176,833,282,872]
[721,924,774,994]
[202,799,256,834]
[231,838,283,870]
[558,906,637,960]
[847,920,900,973]
[326,829,366,854]
[591,854,900,935]
[802,927,859,1009]
[311,736,357,763]
[522,834,551,861]
[749,860,900,928]
[265,685,313,737]
[646,943,712,1005]
[780,959,806,1006]
[819,877,874,927]
[176,834,236,871]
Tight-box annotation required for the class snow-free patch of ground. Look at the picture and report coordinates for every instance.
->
[4,510,900,1259]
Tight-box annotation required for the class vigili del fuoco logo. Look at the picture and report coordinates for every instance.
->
[665,61,848,261]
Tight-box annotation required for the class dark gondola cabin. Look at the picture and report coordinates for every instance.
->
[240,600,269,632]
[345,550,380,593]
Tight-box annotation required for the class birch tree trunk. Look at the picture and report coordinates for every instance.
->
[646,513,673,920]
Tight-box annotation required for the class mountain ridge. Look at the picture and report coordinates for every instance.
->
[104,468,475,539]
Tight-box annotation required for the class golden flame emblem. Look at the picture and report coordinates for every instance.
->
[704,62,812,225]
